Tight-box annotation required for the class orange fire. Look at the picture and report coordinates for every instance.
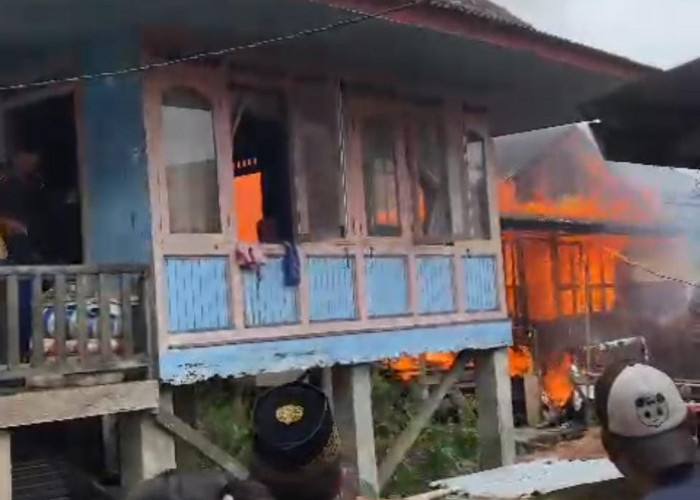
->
[503,232,627,321]
[388,347,532,381]
[387,353,458,381]
[498,140,662,225]
[542,351,575,408]
[509,345,534,377]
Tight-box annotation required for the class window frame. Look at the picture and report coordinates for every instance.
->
[455,119,492,241]
[288,78,346,243]
[405,104,453,245]
[144,66,233,254]
[346,96,411,241]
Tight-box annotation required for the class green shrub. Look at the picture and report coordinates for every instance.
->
[196,372,480,496]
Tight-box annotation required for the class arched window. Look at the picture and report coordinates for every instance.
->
[161,87,221,234]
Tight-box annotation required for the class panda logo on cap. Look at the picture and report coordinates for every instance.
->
[634,392,670,428]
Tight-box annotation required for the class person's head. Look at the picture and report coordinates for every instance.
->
[11,151,40,178]
[595,362,697,490]
[251,382,342,500]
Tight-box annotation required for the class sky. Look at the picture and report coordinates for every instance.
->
[493,0,699,69]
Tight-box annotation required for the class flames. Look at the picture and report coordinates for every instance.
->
[542,351,575,409]
[508,345,534,377]
[387,135,668,403]
[387,353,458,381]
[498,137,662,225]
[503,232,627,321]
[388,346,533,381]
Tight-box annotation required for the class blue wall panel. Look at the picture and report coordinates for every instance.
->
[365,257,409,317]
[243,257,299,326]
[161,320,512,384]
[417,256,455,314]
[82,36,152,264]
[463,256,499,312]
[307,257,357,322]
[166,257,231,332]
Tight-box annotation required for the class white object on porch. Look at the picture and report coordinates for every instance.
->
[431,458,622,499]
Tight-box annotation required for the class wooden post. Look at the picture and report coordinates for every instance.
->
[119,409,176,489]
[378,351,469,491]
[475,347,515,470]
[0,429,10,500]
[523,374,541,427]
[171,385,201,471]
[332,364,378,499]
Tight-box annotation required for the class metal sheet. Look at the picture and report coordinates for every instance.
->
[432,458,622,499]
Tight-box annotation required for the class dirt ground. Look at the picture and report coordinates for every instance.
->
[523,427,607,461]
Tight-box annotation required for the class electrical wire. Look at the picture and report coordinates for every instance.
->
[604,246,699,288]
[0,0,421,92]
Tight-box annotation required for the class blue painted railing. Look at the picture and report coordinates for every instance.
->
[307,256,357,322]
[365,256,409,317]
[166,257,231,332]
[243,258,299,326]
[463,256,499,312]
[165,252,501,333]
[416,256,455,314]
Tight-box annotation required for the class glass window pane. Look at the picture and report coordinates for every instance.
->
[162,88,221,234]
[294,82,343,240]
[415,116,451,238]
[362,118,400,235]
[462,130,490,239]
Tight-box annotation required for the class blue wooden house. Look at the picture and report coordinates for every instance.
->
[0,0,653,496]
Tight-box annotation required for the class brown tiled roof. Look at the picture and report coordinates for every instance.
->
[427,0,531,28]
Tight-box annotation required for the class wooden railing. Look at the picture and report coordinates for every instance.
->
[0,264,155,386]
[164,243,506,346]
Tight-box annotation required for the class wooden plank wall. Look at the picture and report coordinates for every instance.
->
[80,37,152,265]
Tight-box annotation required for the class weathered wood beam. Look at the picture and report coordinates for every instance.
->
[153,410,249,479]
[377,350,470,491]
[0,380,158,428]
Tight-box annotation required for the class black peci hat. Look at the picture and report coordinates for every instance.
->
[253,381,339,470]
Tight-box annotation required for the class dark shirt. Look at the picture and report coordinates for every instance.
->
[644,466,700,500]
[0,171,47,263]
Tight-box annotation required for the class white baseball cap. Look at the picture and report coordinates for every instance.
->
[598,363,696,471]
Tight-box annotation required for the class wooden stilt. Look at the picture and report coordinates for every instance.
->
[475,347,515,469]
[0,429,10,500]
[377,350,469,492]
[332,364,378,499]
[119,410,176,490]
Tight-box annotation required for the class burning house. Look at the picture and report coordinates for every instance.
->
[495,123,700,422]
[0,0,662,496]
[388,123,700,427]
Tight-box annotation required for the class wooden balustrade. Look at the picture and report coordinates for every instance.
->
[0,264,155,384]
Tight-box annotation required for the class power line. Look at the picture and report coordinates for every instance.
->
[604,246,699,288]
[0,0,421,92]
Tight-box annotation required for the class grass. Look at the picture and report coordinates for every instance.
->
[195,372,481,497]
[372,372,479,496]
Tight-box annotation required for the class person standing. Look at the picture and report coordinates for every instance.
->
[0,151,48,359]
[595,362,700,499]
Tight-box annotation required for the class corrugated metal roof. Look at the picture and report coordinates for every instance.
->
[427,0,531,28]
[432,458,622,499]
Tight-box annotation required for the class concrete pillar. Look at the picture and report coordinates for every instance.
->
[0,429,10,500]
[171,385,201,470]
[475,347,516,469]
[523,374,541,427]
[332,364,378,498]
[119,411,176,490]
